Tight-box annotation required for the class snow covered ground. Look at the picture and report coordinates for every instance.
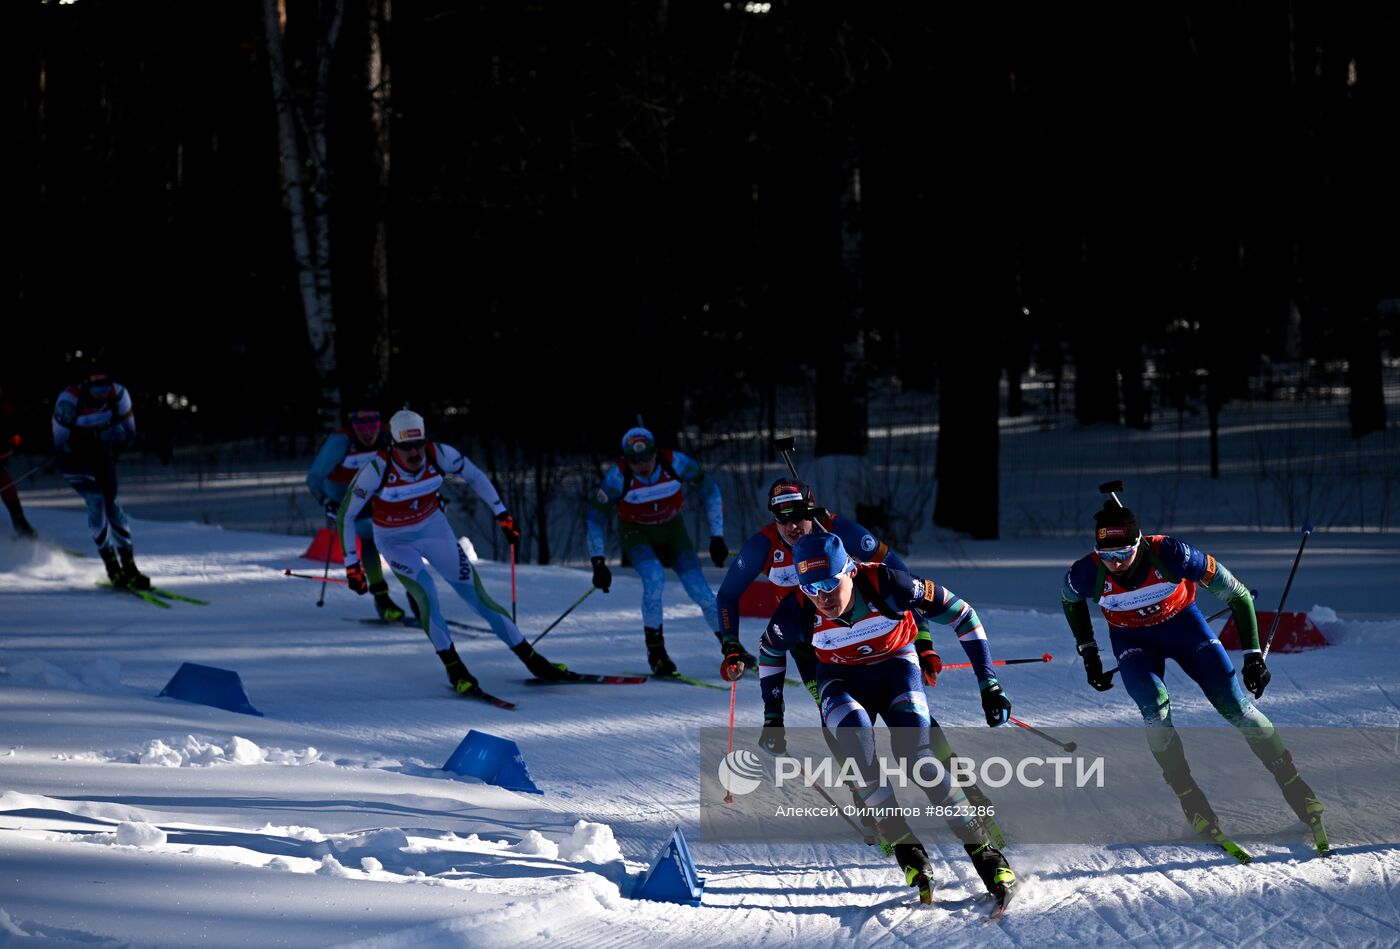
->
[3,499,1399,948]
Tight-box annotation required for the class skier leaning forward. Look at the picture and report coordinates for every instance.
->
[718,477,1005,848]
[1062,501,1327,850]
[339,410,573,696]
[741,531,1017,908]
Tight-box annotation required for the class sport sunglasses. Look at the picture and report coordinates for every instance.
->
[773,507,814,525]
[396,439,427,451]
[1099,540,1139,563]
[799,575,844,596]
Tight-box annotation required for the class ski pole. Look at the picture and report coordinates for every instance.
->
[510,542,518,623]
[315,529,337,608]
[723,678,738,804]
[771,435,834,535]
[6,455,56,488]
[1098,479,1125,508]
[773,435,801,481]
[943,653,1052,671]
[1103,591,1257,680]
[284,568,347,584]
[758,736,875,844]
[529,586,596,646]
[1008,716,1078,753]
[1262,523,1314,660]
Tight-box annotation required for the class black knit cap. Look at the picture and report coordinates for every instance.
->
[1093,502,1141,549]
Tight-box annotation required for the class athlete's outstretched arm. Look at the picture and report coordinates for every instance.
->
[585,467,624,559]
[436,443,507,516]
[881,566,996,682]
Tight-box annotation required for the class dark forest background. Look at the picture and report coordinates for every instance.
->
[9,0,1399,539]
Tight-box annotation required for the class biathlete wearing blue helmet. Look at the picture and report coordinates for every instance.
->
[754,532,1017,908]
[52,361,148,590]
[586,426,745,677]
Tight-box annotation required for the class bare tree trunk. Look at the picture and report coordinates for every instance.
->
[262,0,343,424]
[367,0,393,393]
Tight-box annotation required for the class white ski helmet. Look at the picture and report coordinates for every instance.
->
[389,409,427,444]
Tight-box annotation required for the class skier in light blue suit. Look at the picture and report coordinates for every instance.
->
[586,426,746,676]
[306,406,405,621]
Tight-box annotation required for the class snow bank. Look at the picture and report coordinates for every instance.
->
[113,821,167,846]
[557,820,623,864]
[107,735,321,767]
[315,854,357,878]
[508,830,560,860]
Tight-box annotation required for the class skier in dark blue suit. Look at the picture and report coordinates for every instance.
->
[731,532,1017,910]
[1063,501,1328,853]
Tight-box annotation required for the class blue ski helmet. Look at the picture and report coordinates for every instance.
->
[621,426,656,461]
[792,532,852,587]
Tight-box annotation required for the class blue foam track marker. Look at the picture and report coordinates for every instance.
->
[634,825,704,906]
[442,730,542,794]
[158,663,263,716]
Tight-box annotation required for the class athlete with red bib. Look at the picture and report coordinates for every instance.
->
[587,426,742,677]
[746,531,1017,911]
[340,410,573,697]
[1062,501,1327,851]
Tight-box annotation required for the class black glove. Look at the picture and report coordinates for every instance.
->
[980,679,1011,727]
[346,561,369,595]
[759,719,787,755]
[323,498,340,521]
[1242,652,1271,699]
[1081,644,1115,692]
[98,424,131,446]
[709,535,728,568]
[590,556,611,592]
[497,511,521,547]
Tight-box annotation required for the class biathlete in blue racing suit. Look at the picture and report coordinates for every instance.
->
[1063,501,1327,850]
[738,531,1017,907]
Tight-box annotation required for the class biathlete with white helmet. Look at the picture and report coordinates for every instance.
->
[340,410,574,697]
[586,426,749,676]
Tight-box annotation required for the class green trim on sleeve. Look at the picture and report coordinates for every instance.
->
[1204,562,1259,651]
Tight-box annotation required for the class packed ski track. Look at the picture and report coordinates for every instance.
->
[3,508,1400,948]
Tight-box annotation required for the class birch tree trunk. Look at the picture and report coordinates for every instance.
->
[367,0,393,393]
[262,0,343,424]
